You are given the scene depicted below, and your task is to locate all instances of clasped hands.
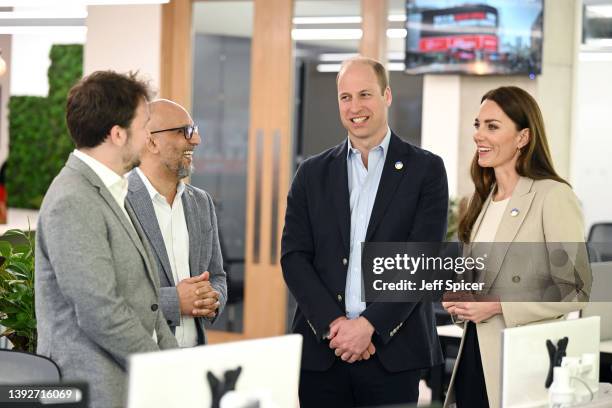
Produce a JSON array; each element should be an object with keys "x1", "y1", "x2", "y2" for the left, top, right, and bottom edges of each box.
[
  {"x1": 177, "y1": 271, "x2": 220, "y2": 318},
  {"x1": 327, "y1": 316, "x2": 376, "y2": 364},
  {"x1": 442, "y1": 292, "x2": 502, "y2": 324}
]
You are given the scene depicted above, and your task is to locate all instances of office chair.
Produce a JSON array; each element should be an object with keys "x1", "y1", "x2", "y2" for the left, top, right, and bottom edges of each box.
[
  {"x1": 581, "y1": 261, "x2": 612, "y2": 382},
  {"x1": 218, "y1": 230, "x2": 244, "y2": 332},
  {"x1": 588, "y1": 223, "x2": 612, "y2": 262},
  {"x1": 0, "y1": 351, "x2": 91, "y2": 407},
  {"x1": 0, "y1": 349, "x2": 61, "y2": 383}
]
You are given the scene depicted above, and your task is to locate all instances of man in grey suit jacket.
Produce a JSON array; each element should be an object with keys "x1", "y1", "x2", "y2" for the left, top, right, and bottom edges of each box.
[
  {"x1": 126, "y1": 99, "x2": 227, "y2": 346},
  {"x1": 35, "y1": 72, "x2": 178, "y2": 408}
]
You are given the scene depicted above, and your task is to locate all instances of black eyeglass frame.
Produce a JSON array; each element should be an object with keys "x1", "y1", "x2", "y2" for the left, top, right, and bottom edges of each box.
[{"x1": 150, "y1": 124, "x2": 199, "y2": 140}]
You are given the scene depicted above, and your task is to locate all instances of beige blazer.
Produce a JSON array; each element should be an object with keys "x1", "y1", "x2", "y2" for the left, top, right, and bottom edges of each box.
[{"x1": 444, "y1": 177, "x2": 589, "y2": 408}]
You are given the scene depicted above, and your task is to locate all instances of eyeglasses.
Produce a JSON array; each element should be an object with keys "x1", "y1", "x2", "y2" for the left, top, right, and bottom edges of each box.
[{"x1": 150, "y1": 124, "x2": 199, "y2": 140}]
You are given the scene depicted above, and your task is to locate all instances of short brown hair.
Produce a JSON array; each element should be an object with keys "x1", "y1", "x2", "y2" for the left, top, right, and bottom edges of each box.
[
  {"x1": 337, "y1": 56, "x2": 389, "y2": 95},
  {"x1": 66, "y1": 71, "x2": 152, "y2": 148}
]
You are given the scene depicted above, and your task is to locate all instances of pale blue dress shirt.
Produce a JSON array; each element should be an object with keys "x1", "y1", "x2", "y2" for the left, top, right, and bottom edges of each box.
[{"x1": 345, "y1": 129, "x2": 391, "y2": 319}]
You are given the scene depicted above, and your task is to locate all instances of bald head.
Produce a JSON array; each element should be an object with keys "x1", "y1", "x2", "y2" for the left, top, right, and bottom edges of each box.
[
  {"x1": 140, "y1": 98, "x2": 199, "y2": 182},
  {"x1": 148, "y1": 99, "x2": 191, "y2": 132}
]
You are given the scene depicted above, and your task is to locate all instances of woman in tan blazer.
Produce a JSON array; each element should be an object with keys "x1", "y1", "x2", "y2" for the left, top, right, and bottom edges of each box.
[{"x1": 443, "y1": 86, "x2": 589, "y2": 408}]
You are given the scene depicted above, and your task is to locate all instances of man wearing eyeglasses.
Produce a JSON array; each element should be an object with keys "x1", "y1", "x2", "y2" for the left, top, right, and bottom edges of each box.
[{"x1": 126, "y1": 99, "x2": 227, "y2": 347}]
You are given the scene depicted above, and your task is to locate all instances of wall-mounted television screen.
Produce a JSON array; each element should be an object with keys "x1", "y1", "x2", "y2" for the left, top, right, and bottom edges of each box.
[{"x1": 405, "y1": 0, "x2": 544, "y2": 76}]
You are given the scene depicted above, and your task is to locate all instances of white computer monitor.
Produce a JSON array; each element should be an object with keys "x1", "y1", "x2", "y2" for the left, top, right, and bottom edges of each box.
[
  {"x1": 127, "y1": 334, "x2": 303, "y2": 408},
  {"x1": 582, "y1": 262, "x2": 612, "y2": 340},
  {"x1": 501, "y1": 316, "x2": 600, "y2": 408}
]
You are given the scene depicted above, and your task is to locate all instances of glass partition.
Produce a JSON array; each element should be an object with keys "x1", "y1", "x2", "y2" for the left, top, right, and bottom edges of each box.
[{"x1": 191, "y1": 0, "x2": 254, "y2": 333}]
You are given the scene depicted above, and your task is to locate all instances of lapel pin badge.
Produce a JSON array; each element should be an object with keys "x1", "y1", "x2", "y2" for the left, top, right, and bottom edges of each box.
[
  {"x1": 394, "y1": 161, "x2": 403, "y2": 170},
  {"x1": 510, "y1": 208, "x2": 520, "y2": 217}
]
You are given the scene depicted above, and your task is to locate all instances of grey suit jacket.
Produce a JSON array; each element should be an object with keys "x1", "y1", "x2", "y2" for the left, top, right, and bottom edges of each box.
[
  {"x1": 35, "y1": 154, "x2": 178, "y2": 408},
  {"x1": 126, "y1": 170, "x2": 227, "y2": 345}
]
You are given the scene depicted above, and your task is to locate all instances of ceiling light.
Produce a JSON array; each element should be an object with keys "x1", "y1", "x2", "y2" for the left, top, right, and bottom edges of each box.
[
  {"x1": 293, "y1": 28, "x2": 408, "y2": 41},
  {"x1": 0, "y1": 0, "x2": 168, "y2": 6},
  {"x1": 386, "y1": 28, "x2": 407, "y2": 38},
  {"x1": 293, "y1": 16, "x2": 361, "y2": 25},
  {"x1": 586, "y1": 5, "x2": 612, "y2": 18},
  {"x1": 315, "y1": 64, "x2": 342, "y2": 72},
  {"x1": 318, "y1": 52, "x2": 406, "y2": 62},
  {"x1": 388, "y1": 14, "x2": 406, "y2": 22},
  {"x1": 317, "y1": 62, "x2": 405, "y2": 73},
  {"x1": 387, "y1": 62, "x2": 406, "y2": 71},
  {"x1": 293, "y1": 14, "x2": 407, "y2": 25},
  {"x1": 0, "y1": 26, "x2": 87, "y2": 35},
  {"x1": 318, "y1": 53, "x2": 358, "y2": 61},
  {"x1": 0, "y1": 10, "x2": 88, "y2": 19},
  {"x1": 579, "y1": 52, "x2": 612, "y2": 61},
  {"x1": 292, "y1": 29, "x2": 362, "y2": 41},
  {"x1": 387, "y1": 52, "x2": 404, "y2": 60}
]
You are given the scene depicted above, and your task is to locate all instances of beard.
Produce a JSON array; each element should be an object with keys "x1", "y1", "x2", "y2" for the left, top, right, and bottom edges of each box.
[
  {"x1": 177, "y1": 161, "x2": 193, "y2": 179},
  {"x1": 163, "y1": 154, "x2": 193, "y2": 180},
  {"x1": 122, "y1": 129, "x2": 142, "y2": 173}
]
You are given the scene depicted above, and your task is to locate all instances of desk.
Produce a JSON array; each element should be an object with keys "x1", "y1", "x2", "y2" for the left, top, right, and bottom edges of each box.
[
  {"x1": 429, "y1": 325, "x2": 463, "y2": 402},
  {"x1": 575, "y1": 383, "x2": 612, "y2": 407},
  {"x1": 437, "y1": 324, "x2": 462, "y2": 339}
]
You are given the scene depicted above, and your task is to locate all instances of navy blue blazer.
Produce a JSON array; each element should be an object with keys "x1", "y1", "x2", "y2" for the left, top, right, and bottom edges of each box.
[{"x1": 281, "y1": 132, "x2": 448, "y2": 372}]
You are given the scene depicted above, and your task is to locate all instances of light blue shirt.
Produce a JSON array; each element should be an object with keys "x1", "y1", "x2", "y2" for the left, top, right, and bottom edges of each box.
[{"x1": 345, "y1": 129, "x2": 391, "y2": 319}]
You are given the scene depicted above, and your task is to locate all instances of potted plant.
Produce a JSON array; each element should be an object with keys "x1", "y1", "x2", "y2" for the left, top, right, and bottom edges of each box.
[{"x1": 0, "y1": 228, "x2": 36, "y2": 352}]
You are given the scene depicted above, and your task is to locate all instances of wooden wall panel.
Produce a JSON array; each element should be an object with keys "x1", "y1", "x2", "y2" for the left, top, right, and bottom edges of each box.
[
  {"x1": 360, "y1": 0, "x2": 388, "y2": 63},
  {"x1": 243, "y1": 0, "x2": 294, "y2": 339},
  {"x1": 160, "y1": 0, "x2": 193, "y2": 111}
]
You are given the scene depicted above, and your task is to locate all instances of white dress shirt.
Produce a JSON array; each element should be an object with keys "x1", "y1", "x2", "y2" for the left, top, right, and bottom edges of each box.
[
  {"x1": 72, "y1": 149, "x2": 157, "y2": 342},
  {"x1": 135, "y1": 168, "x2": 198, "y2": 347},
  {"x1": 345, "y1": 129, "x2": 391, "y2": 319},
  {"x1": 73, "y1": 149, "x2": 133, "y2": 226}
]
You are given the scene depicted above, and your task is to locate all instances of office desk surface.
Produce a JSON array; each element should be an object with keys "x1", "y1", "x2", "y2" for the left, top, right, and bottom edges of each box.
[
  {"x1": 436, "y1": 324, "x2": 462, "y2": 338},
  {"x1": 574, "y1": 383, "x2": 612, "y2": 407}
]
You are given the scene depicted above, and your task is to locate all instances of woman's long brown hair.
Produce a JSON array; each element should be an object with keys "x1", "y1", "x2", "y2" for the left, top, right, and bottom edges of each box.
[{"x1": 458, "y1": 86, "x2": 569, "y2": 243}]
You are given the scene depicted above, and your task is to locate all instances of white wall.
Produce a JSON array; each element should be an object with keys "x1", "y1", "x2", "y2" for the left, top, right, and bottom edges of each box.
[
  {"x1": 536, "y1": 0, "x2": 581, "y2": 181},
  {"x1": 571, "y1": 52, "x2": 612, "y2": 231},
  {"x1": 0, "y1": 35, "x2": 11, "y2": 165},
  {"x1": 420, "y1": 75, "x2": 460, "y2": 196},
  {"x1": 85, "y1": 5, "x2": 162, "y2": 93},
  {"x1": 10, "y1": 30, "x2": 86, "y2": 97}
]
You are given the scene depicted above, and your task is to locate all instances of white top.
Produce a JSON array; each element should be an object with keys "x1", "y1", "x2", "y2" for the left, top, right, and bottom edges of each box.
[
  {"x1": 73, "y1": 150, "x2": 156, "y2": 342},
  {"x1": 473, "y1": 197, "x2": 510, "y2": 243},
  {"x1": 73, "y1": 149, "x2": 133, "y2": 227},
  {"x1": 135, "y1": 168, "x2": 197, "y2": 347}
]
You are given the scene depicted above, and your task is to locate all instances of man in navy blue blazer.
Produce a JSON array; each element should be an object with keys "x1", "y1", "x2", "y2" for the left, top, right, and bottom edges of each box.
[{"x1": 281, "y1": 57, "x2": 448, "y2": 407}]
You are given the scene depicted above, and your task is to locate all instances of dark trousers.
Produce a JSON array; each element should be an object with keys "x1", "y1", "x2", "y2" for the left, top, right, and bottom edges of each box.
[
  {"x1": 454, "y1": 322, "x2": 489, "y2": 408},
  {"x1": 299, "y1": 355, "x2": 421, "y2": 408}
]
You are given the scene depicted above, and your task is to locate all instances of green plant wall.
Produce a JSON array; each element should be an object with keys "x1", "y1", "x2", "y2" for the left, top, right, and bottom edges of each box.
[{"x1": 7, "y1": 44, "x2": 83, "y2": 209}]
